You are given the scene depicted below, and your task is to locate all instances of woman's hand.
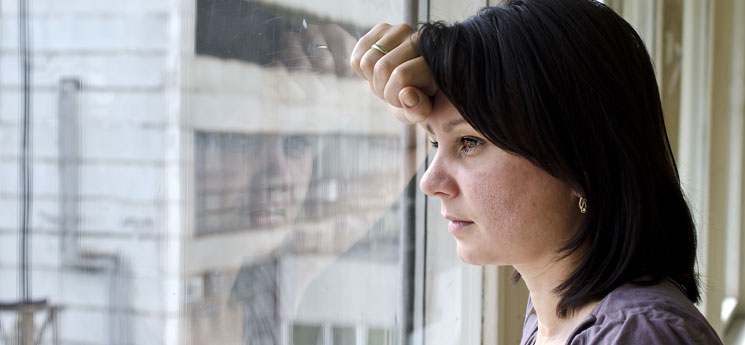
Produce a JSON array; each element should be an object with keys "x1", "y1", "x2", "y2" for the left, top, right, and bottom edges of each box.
[
  {"x1": 350, "y1": 23, "x2": 438, "y2": 124},
  {"x1": 281, "y1": 23, "x2": 357, "y2": 77}
]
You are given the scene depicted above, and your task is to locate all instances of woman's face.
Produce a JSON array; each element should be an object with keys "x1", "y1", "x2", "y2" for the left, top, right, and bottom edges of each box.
[
  {"x1": 420, "y1": 93, "x2": 582, "y2": 266},
  {"x1": 218, "y1": 134, "x2": 315, "y2": 229}
]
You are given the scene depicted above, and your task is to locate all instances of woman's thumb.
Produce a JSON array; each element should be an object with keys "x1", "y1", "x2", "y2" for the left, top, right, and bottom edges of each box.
[{"x1": 399, "y1": 87, "x2": 432, "y2": 124}]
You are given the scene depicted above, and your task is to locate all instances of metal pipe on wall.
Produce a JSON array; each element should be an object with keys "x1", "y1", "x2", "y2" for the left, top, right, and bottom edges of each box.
[
  {"x1": 58, "y1": 78, "x2": 82, "y2": 263},
  {"x1": 17, "y1": 0, "x2": 33, "y2": 305}
]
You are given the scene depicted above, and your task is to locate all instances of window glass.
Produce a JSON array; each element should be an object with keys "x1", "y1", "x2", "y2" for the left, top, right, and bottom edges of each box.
[
  {"x1": 332, "y1": 326, "x2": 357, "y2": 345},
  {"x1": 0, "y1": 0, "x2": 424, "y2": 344}
]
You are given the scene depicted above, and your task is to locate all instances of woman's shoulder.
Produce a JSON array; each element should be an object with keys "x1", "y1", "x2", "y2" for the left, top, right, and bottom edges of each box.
[{"x1": 570, "y1": 279, "x2": 723, "y2": 345}]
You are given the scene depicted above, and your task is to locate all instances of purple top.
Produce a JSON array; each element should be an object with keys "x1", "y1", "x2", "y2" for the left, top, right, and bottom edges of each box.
[{"x1": 519, "y1": 280, "x2": 724, "y2": 345}]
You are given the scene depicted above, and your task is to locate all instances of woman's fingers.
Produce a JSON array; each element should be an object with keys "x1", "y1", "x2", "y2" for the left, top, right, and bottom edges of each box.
[
  {"x1": 384, "y1": 57, "x2": 438, "y2": 107},
  {"x1": 386, "y1": 87, "x2": 432, "y2": 125},
  {"x1": 350, "y1": 23, "x2": 392, "y2": 78},
  {"x1": 398, "y1": 87, "x2": 432, "y2": 124},
  {"x1": 302, "y1": 24, "x2": 335, "y2": 73},
  {"x1": 280, "y1": 32, "x2": 313, "y2": 71},
  {"x1": 351, "y1": 23, "x2": 414, "y2": 80},
  {"x1": 362, "y1": 25, "x2": 416, "y2": 84},
  {"x1": 351, "y1": 23, "x2": 437, "y2": 124},
  {"x1": 319, "y1": 24, "x2": 357, "y2": 77},
  {"x1": 372, "y1": 31, "x2": 420, "y2": 99}
]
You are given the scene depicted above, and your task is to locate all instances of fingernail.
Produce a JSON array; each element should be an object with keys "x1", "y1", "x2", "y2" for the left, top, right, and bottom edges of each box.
[{"x1": 402, "y1": 90, "x2": 419, "y2": 108}]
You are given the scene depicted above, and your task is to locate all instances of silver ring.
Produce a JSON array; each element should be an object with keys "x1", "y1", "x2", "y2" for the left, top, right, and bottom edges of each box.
[
  {"x1": 306, "y1": 43, "x2": 330, "y2": 57},
  {"x1": 371, "y1": 43, "x2": 389, "y2": 55}
]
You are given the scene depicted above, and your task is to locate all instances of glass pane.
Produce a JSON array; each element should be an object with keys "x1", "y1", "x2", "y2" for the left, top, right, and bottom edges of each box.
[
  {"x1": 0, "y1": 0, "x2": 417, "y2": 345},
  {"x1": 292, "y1": 324, "x2": 323, "y2": 345},
  {"x1": 368, "y1": 327, "x2": 397, "y2": 345},
  {"x1": 332, "y1": 326, "x2": 356, "y2": 345}
]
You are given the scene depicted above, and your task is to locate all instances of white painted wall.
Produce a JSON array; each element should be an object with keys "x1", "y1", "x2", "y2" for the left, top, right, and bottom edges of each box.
[{"x1": 0, "y1": 0, "x2": 177, "y2": 343}]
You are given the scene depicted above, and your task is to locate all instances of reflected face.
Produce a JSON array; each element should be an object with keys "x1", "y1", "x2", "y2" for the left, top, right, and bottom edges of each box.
[
  {"x1": 419, "y1": 94, "x2": 582, "y2": 266},
  {"x1": 218, "y1": 134, "x2": 315, "y2": 229}
]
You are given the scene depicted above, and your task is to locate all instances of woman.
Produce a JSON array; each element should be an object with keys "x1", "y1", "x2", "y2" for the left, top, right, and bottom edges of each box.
[{"x1": 350, "y1": 0, "x2": 724, "y2": 344}]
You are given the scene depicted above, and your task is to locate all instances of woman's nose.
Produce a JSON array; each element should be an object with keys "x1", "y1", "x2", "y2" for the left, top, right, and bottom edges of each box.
[{"x1": 419, "y1": 154, "x2": 457, "y2": 198}]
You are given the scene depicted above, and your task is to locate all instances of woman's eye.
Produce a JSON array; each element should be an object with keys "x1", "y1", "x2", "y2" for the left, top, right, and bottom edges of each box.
[
  {"x1": 429, "y1": 140, "x2": 439, "y2": 149},
  {"x1": 284, "y1": 135, "x2": 314, "y2": 159},
  {"x1": 458, "y1": 137, "x2": 482, "y2": 154}
]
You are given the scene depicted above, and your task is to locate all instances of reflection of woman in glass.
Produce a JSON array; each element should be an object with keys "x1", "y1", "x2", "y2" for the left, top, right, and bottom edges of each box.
[
  {"x1": 236, "y1": 135, "x2": 315, "y2": 228},
  {"x1": 197, "y1": 133, "x2": 316, "y2": 233},
  {"x1": 211, "y1": 130, "x2": 403, "y2": 344},
  {"x1": 352, "y1": 0, "x2": 723, "y2": 344},
  {"x1": 194, "y1": 3, "x2": 403, "y2": 344}
]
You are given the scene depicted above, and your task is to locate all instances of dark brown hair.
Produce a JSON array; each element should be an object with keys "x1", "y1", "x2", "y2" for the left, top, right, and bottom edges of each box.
[{"x1": 418, "y1": 0, "x2": 699, "y2": 317}]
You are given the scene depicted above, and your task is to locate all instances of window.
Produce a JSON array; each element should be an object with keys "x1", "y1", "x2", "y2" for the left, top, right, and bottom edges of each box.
[{"x1": 0, "y1": 0, "x2": 480, "y2": 344}]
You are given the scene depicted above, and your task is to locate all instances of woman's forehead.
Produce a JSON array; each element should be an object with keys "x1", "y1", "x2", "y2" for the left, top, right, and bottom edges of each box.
[{"x1": 426, "y1": 93, "x2": 466, "y2": 133}]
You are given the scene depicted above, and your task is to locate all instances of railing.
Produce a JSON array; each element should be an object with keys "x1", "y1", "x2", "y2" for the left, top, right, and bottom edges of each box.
[{"x1": 0, "y1": 300, "x2": 63, "y2": 345}]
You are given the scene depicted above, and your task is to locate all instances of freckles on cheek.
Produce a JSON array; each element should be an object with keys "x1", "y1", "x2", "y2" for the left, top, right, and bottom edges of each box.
[{"x1": 471, "y1": 171, "x2": 518, "y2": 229}]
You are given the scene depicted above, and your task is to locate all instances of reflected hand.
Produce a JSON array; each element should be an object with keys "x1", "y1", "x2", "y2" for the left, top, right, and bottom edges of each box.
[
  {"x1": 350, "y1": 23, "x2": 438, "y2": 124},
  {"x1": 281, "y1": 23, "x2": 357, "y2": 78}
]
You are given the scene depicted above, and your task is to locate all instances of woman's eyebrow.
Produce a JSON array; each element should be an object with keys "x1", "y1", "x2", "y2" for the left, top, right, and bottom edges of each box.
[
  {"x1": 425, "y1": 123, "x2": 434, "y2": 136},
  {"x1": 426, "y1": 118, "x2": 467, "y2": 135},
  {"x1": 443, "y1": 119, "x2": 467, "y2": 132}
]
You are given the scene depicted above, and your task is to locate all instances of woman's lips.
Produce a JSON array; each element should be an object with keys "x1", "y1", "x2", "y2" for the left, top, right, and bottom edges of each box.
[
  {"x1": 248, "y1": 208, "x2": 287, "y2": 227},
  {"x1": 446, "y1": 218, "x2": 474, "y2": 235}
]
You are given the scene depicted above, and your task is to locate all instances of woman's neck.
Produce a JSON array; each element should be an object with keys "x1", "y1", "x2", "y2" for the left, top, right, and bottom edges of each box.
[{"x1": 515, "y1": 254, "x2": 600, "y2": 345}]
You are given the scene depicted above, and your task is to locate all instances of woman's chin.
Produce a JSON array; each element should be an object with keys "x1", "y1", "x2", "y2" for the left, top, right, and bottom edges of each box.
[
  {"x1": 456, "y1": 244, "x2": 487, "y2": 266},
  {"x1": 456, "y1": 243, "x2": 508, "y2": 266}
]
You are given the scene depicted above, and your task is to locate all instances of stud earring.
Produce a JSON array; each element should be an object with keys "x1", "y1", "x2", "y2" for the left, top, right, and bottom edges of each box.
[{"x1": 578, "y1": 197, "x2": 587, "y2": 214}]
